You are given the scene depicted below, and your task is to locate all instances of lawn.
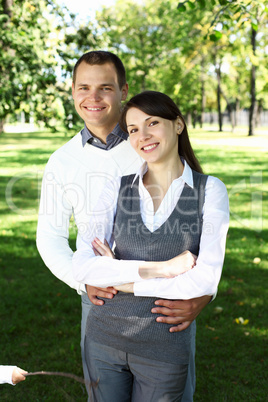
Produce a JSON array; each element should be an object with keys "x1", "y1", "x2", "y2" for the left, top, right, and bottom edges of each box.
[{"x1": 0, "y1": 128, "x2": 267, "y2": 401}]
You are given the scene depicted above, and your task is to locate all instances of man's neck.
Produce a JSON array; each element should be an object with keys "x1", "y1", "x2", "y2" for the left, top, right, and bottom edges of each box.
[{"x1": 86, "y1": 123, "x2": 117, "y2": 144}]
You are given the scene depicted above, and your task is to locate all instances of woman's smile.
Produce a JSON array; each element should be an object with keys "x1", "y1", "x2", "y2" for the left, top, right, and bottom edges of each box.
[{"x1": 141, "y1": 143, "x2": 159, "y2": 152}]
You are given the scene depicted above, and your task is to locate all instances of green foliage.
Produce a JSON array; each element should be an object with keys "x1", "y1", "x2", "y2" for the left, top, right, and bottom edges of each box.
[
  {"x1": 0, "y1": 129, "x2": 267, "y2": 400},
  {"x1": 0, "y1": 0, "x2": 267, "y2": 132},
  {"x1": 0, "y1": 0, "x2": 68, "y2": 130},
  {"x1": 177, "y1": 0, "x2": 268, "y2": 38}
]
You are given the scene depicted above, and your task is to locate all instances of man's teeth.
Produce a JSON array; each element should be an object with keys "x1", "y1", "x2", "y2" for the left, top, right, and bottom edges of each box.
[
  {"x1": 86, "y1": 107, "x2": 104, "y2": 111},
  {"x1": 143, "y1": 144, "x2": 157, "y2": 151}
]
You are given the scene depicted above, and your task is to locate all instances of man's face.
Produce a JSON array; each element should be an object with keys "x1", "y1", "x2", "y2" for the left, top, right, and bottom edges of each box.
[{"x1": 72, "y1": 62, "x2": 128, "y2": 137}]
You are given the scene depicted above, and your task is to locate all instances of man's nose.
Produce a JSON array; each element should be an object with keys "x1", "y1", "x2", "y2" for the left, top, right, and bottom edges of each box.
[{"x1": 88, "y1": 89, "x2": 101, "y2": 101}]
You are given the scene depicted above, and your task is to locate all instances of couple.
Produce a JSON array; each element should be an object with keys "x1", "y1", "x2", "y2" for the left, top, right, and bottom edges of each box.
[{"x1": 37, "y1": 51, "x2": 229, "y2": 401}]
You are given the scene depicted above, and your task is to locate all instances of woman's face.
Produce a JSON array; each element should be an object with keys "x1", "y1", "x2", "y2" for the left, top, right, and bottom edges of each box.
[{"x1": 126, "y1": 107, "x2": 184, "y2": 165}]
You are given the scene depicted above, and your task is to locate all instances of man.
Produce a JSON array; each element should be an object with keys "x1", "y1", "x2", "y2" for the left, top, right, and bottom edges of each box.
[{"x1": 37, "y1": 50, "x2": 211, "y2": 401}]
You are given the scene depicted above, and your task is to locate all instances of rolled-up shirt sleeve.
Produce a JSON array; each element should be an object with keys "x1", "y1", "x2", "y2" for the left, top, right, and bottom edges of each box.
[
  {"x1": 0, "y1": 365, "x2": 16, "y2": 385},
  {"x1": 72, "y1": 177, "x2": 142, "y2": 287},
  {"x1": 133, "y1": 176, "x2": 229, "y2": 299}
]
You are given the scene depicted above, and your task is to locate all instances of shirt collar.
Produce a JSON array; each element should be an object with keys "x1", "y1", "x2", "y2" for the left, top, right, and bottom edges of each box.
[
  {"x1": 81, "y1": 123, "x2": 128, "y2": 147},
  {"x1": 131, "y1": 158, "x2": 194, "y2": 188}
]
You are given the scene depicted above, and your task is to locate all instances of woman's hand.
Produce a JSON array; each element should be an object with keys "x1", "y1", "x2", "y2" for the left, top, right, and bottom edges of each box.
[
  {"x1": 92, "y1": 238, "x2": 115, "y2": 259},
  {"x1": 164, "y1": 251, "x2": 197, "y2": 277},
  {"x1": 114, "y1": 283, "x2": 134, "y2": 293},
  {"x1": 139, "y1": 250, "x2": 197, "y2": 280}
]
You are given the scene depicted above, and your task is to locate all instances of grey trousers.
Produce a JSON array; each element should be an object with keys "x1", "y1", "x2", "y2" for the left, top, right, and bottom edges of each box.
[
  {"x1": 81, "y1": 294, "x2": 196, "y2": 402},
  {"x1": 85, "y1": 339, "x2": 188, "y2": 402}
]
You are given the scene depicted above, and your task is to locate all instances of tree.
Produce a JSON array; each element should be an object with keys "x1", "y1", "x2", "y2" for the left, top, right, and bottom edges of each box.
[
  {"x1": 93, "y1": 0, "x2": 213, "y2": 120},
  {"x1": 0, "y1": 0, "x2": 66, "y2": 132},
  {"x1": 178, "y1": 0, "x2": 268, "y2": 135}
]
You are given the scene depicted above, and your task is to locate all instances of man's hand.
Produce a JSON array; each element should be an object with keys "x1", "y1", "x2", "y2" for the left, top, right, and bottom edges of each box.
[
  {"x1": 86, "y1": 285, "x2": 118, "y2": 306},
  {"x1": 151, "y1": 295, "x2": 212, "y2": 333}
]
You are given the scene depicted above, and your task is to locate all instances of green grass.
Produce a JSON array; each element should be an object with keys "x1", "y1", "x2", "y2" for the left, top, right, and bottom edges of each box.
[{"x1": 0, "y1": 128, "x2": 267, "y2": 401}]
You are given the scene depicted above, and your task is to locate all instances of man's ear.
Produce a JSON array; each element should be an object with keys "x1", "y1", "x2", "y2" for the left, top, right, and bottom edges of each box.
[
  {"x1": 121, "y1": 83, "x2": 129, "y2": 101},
  {"x1": 71, "y1": 82, "x2": 75, "y2": 99}
]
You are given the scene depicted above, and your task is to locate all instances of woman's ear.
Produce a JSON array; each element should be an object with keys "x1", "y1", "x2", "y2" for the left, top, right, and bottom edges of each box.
[{"x1": 176, "y1": 117, "x2": 184, "y2": 135}]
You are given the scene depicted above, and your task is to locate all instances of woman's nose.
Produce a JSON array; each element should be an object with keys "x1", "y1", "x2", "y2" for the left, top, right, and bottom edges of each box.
[{"x1": 139, "y1": 128, "x2": 151, "y2": 141}]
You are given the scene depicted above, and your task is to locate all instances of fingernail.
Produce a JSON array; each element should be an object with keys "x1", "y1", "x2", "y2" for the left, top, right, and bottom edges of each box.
[
  {"x1": 155, "y1": 301, "x2": 159, "y2": 305},
  {"x1": 156, "y1": 318, "x2": 163, "y2": 322},
  {"x1": 151, "y1": 308, "x2": 157, "y2": 313}
]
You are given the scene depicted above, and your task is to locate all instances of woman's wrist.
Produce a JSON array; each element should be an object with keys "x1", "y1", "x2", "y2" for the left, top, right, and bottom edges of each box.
[{"x1": 138, "y1": 261, "x2": 165, "y2": 279}]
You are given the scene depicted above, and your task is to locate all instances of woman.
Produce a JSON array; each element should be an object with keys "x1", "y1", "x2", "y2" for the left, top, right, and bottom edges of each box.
[{"x1": 73, "y1": 91, "x2": 229, "y2": 401}]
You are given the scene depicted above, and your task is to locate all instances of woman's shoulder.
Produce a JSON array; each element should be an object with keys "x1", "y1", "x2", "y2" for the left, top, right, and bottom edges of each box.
[
  {"x1": 192, "y1": 170, "x2": 227, "y2": 190},
  {"x1": 206, "y1": 175, "x2": 227, "y2": 191}
]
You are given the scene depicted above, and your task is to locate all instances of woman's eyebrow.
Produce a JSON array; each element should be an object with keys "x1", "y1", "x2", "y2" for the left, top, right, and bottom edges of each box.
[{"x1": 127, "y1": 116, "x2": 153, "y2": 127}]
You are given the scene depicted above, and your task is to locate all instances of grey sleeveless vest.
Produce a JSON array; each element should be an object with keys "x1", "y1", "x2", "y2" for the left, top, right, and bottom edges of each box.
[{"x1": 86, "y1": 170, "x2": 208, "y2": 365}]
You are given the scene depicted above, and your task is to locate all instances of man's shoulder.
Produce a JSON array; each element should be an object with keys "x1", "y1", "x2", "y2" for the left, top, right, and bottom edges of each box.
[
  {"x1": 51, "y1": 132, "x2": 82, "y2": 156},
  {"x1": 47, "y1": 132, "x2": 83, "y2": 165}
]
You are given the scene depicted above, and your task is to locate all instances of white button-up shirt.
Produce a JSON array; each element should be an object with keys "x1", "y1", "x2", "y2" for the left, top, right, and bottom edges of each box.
[{"x1": 73, "y1": 161, "x2": 229, "y2": 299}]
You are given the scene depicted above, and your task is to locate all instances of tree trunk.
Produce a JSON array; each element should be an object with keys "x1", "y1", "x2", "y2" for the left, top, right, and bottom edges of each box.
[
  {"x1": 248, "y1": 27, "x2": 257, "y2": 136},
  {"x1": 200, "y1": 57, "x2": 206, "y2": 129},
  {"x1": 141, "y1": 73, "x2": 146, "y2": 92},
  {"x1": 0, "y1": 119, "x2": 4, "y2": 133},
  {"x1": 2, "y1": 0, "x2": 13, "y2": 17},
  {"x1": 220, "y1": 88, "x2": 235, "y2": 132},
  {"x1": 186, "y1": 112, "x2": 192, "y2": 127},
  {"x1": 192, "y1": 110, "x2": 197, "y2": 129},
  {"x1": 235, "y1": 98, "x2": 240, "y2": 126},
  {"x1": 216, "y1": 61, "x2": 223, "y2": 132},
  {"x1": 256, "y1": 99, "x2": 263, "y2": 127},
  {"x1": 1, "y1": 0, "x2": 13, "y2": 132}
]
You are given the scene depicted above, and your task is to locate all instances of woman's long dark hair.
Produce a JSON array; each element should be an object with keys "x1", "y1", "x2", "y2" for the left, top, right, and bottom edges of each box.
[{"x1": 120, "y1": 91, "x2": 203, "y2": 173}]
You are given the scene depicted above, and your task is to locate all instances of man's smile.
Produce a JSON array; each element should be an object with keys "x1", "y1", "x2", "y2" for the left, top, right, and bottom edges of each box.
[{"x1": 84, "y1": 106, "x2": 106, "y2": 111}]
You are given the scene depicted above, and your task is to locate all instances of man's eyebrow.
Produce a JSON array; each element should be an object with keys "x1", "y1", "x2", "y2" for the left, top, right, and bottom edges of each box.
[
  {"x1": 100, "y1": 83, "x2": 115, "y2": 87},
  {"x1": 76, "y1": 83, "x2": 115, "y2": 87}
]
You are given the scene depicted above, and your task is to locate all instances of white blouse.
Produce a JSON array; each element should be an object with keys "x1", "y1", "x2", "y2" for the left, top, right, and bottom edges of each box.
[{"x1": 73, "y1": 161, "x2": 229, "y2": 299}]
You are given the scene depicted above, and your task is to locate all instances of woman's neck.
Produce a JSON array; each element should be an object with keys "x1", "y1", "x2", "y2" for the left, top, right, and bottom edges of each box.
[{"x1": 143, "y1": 156, "x2": 184, "y2": 213}]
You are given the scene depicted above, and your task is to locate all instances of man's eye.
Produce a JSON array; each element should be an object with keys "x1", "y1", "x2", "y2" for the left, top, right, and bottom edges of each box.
[
  {"x1": 103, "y1": 87, "x2": 112, "y2": 91},
  {"x1": 80, "y1": 87, "x2": 88, "y2": 91}
]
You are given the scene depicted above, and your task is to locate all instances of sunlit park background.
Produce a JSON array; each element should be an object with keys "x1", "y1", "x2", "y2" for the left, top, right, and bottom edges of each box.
[{"x1": 1, "y1": 0, "x2": 268, "y2": 401}]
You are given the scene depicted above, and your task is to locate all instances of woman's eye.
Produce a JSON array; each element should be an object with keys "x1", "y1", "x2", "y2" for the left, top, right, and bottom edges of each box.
[
  {"x1": 129, "y1": 128, "x2": 137, "y2": 134},
  {"x1": 149, "y1": 120, "x2": 158, "y2": 126}
]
